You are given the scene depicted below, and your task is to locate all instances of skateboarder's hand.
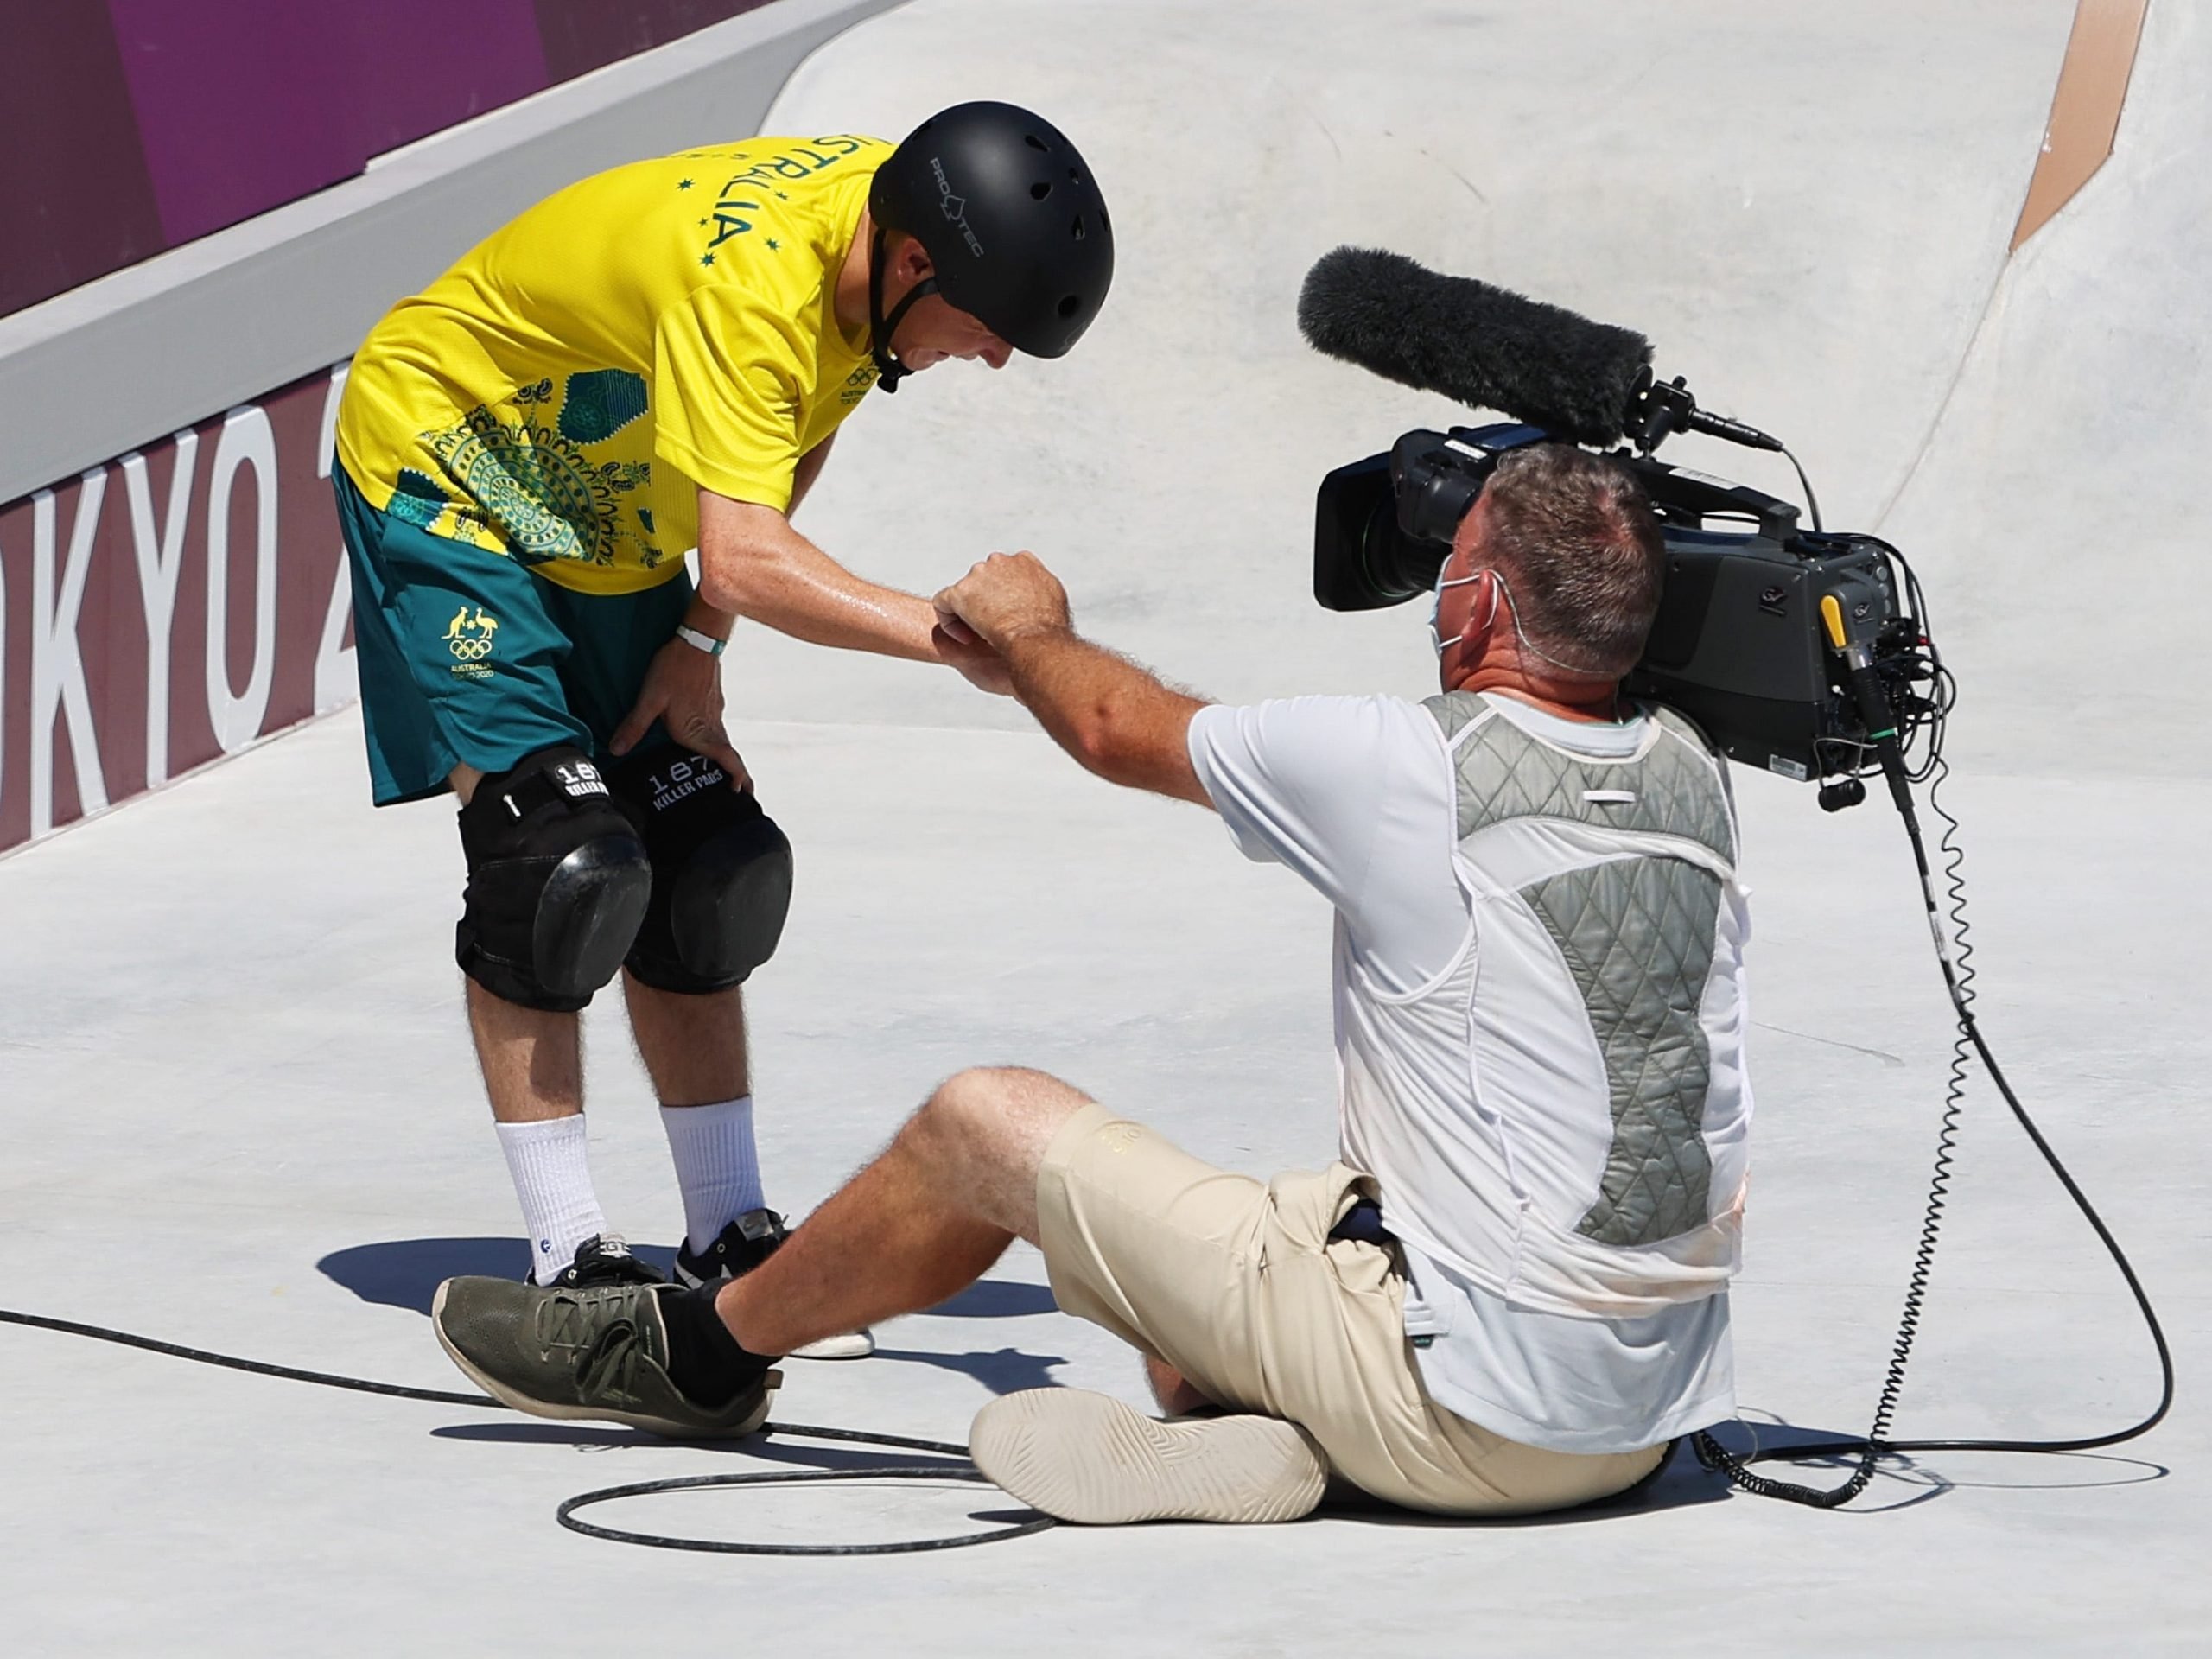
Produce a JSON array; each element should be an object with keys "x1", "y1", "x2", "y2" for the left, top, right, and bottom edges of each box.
[
  {"x1": 611, "y1": 637, "x2": 753, "y2": 790},
  {"x1": 932, "y1": 616, "x2": 1016, "y2": 696}
]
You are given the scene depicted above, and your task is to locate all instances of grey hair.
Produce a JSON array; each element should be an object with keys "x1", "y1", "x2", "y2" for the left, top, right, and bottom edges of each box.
[{"x1": 1462, "y1": 443, "x2": 1665, "y2": 678}]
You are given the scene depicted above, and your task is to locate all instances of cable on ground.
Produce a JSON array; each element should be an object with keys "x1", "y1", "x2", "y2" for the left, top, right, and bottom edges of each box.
[{"x1": 0, "y1": 1306, "x2": 1057, "y2": 1555}]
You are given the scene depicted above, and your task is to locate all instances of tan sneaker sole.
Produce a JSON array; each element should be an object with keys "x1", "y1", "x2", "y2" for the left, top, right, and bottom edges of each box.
[{"x1": 969, "y1": 1389, "x2": 1326, "y2": 1524}]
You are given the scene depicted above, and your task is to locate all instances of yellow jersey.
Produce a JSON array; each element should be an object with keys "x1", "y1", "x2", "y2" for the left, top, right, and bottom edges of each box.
[{"x1": 335, "y1": 135, "x2": 889, "y2": 595}]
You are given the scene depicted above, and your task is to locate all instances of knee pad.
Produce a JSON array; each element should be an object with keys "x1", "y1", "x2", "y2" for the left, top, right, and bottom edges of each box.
[
  {"x1": 455, "y1": 747, "x2": 652, "y2": 1013},
  {"x1": 608, "y1": 747, "x2": 793, "y2": 995}
]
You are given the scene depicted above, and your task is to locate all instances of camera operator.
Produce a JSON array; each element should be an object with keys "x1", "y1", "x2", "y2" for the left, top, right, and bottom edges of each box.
[{"x1": 430, "y1": 443, "x2": 1751, "y2": 1524}]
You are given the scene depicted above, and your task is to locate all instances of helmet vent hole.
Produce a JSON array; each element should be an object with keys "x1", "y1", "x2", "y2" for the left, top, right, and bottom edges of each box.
[
  {"x1": 1071, "y1": 215, "x2": 1086, "y2": 241},
  {"x1": 1024, "y1": 134, "x2": 1048, "y2": 151},
  {"x1": 1030, "y1": 181, "x2": 1052, "y2": 200},
  {"x1": 1058, "y1": 295, "x2": 1080, "y2": 319}
]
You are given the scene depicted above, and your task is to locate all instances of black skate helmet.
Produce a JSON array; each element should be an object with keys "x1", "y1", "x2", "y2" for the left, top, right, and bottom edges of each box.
[{"x1": 866, "y1": 100, "x2": 1115, "y2": 390}]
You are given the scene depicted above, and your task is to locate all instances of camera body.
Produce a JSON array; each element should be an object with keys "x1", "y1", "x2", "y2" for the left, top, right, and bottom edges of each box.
[{"x1": 1313, "y1": 423, "x2": 1931, "y2": 788}]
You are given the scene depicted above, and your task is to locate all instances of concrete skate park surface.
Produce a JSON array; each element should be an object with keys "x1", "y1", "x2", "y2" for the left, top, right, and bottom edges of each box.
[{"x1": 3, "y1": 1, "x2": 2207, "y2": 1652}]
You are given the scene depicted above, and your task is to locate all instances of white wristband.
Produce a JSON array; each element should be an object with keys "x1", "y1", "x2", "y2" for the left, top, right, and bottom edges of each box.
[{"x1": 675, "y1": 624, "x2": 727, "y2": 658}]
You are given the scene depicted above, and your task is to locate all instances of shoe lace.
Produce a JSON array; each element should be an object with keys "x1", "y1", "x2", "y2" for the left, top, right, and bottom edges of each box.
[{"x1": 533, "y1": 1287, "x2": 658, "y2": 1406}]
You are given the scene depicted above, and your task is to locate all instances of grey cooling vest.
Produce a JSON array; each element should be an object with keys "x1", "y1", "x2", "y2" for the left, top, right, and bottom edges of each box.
[{"x1": 1423, "y1": 691, "x2": 1741, "y2": 1250}]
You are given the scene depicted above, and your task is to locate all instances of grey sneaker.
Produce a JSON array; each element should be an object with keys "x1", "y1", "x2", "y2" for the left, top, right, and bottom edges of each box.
[
  {"x1": 969, "y1": 1389, "x2": 1327, "y2": 1524},
  {"x1": 431, "y1": 1274, "x2": 777, "y2": 1440}
]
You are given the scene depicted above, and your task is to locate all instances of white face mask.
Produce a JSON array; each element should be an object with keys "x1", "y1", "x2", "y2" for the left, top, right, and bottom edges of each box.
[
  {"x1": 1427, "y1": 567, "x2": 1498, "y2": 659},
  {"x1": 1430, "y1": 563, "x2": 1623, "y2": 687}
]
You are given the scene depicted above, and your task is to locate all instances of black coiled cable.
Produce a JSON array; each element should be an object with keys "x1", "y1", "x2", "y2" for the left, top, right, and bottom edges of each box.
[{"x1": 1691, "y1": 753, "x2": 2174, "y2": 1506}]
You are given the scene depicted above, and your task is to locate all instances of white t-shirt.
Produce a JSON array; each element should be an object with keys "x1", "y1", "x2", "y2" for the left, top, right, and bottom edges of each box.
[{"x1": 1187, "y1": 690, "x2": 1741, "y2": 1453}]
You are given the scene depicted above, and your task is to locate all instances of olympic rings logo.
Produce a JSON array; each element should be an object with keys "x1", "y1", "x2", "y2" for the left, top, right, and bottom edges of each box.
[{"x1": 444, "y1": 605, "x2": 501, "y2": 664}]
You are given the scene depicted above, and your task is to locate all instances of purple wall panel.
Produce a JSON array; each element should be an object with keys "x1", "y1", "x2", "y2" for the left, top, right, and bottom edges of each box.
[
  {"x1": 0, "y1": 0, "x2": 168, "y2": 315},
  {"x1": 535, "y1": 0, "x2": 762, "y2": 83},
  {"x1": 106, "y1": 0, "x2": 550, "y2": 247},
  {"x1": 326, "y1": 3, "x2": 553, "y2": 159},
  {"x1": 3, "y1": 2, "x2": 789, "y2": 317}
]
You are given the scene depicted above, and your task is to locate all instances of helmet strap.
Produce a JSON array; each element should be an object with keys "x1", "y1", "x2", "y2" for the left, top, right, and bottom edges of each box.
[{"x1": 868, "y1": 226, "x2": 938, "y2": 395}]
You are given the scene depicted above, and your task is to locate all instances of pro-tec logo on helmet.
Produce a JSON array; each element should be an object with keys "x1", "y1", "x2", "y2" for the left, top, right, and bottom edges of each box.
[{"x1": 929, "y1": 156, "x2": 985, "y2": 257}]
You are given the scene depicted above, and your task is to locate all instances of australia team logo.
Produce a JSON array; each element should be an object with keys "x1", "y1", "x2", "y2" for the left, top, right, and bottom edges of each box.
[{"x1": 445, "y1": 606, "x2": 499, "y2": 678}]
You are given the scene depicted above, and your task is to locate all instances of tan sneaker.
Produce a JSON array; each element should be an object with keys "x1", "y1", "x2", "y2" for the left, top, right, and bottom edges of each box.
[{"x1": 969, "y1": 1389, "x2": 1326, "y2": 1524}]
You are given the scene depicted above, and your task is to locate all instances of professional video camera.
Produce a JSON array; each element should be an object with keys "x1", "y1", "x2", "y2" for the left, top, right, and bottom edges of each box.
[{"x1": 1300, "y1": 248, "x2": 1948, "y2": 811}]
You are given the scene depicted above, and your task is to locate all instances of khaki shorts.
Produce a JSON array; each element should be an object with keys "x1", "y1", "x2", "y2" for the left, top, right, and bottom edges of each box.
[{"x1": 1035, "y1": 1103, "x2": 1669, "y2": 1516}]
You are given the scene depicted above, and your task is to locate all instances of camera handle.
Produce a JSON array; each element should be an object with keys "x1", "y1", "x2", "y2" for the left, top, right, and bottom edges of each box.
[{"x1": 1623, "y1": 454, "x2": 1801, "y2": 542}]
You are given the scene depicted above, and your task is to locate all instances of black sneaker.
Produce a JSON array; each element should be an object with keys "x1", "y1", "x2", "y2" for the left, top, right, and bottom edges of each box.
[
  {"x1": 671, "y1": 1209, "x2": 788, "y2": 1287},
  {"x1": 673, "y1": 1209, "x2": 874, "y2": 1360},
  {"x1": 533, "y1": 1233, "x2": 664, "y2": 1289}
]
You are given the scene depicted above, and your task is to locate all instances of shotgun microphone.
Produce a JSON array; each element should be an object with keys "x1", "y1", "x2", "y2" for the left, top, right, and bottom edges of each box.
[{"x1": 1295, "y1": 246, "x2": 1782, "y2": 454}]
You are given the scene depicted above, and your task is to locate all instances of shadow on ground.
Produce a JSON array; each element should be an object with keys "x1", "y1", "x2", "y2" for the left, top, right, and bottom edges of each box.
[
  {"x1": 319, "y1": 1236, "x2": 1058, "y2": 1319},
  {"x1": 919, "y1": 1279, "x2": 1058, "y2": 1318},
  {"x1": 320, "y1": 1237, "x2": 533, "y2": 1309},
  {"x1": 1314, "y1": 1428, "x2": 1764, "y2": 1525},
  {"x1": 425, "y1": 1421, "x2": 1764, "y2": 1527},
  {"x1": 429, "y1": 1421, "x2": 986, "y2": 1474},
  {"x1": 869, "y1": 1344, "x2": 1069, "y2": 1394},
  {"x1": 315, "y1": 1241, "x2": 1969, "y2": 1510}
]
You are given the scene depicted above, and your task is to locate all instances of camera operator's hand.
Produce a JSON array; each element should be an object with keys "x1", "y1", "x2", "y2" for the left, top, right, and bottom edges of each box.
[
  {"x1": 932, "y1": 551, "x2": 1072, "y2": 652},
  {"x1": 931, "y1": 618, "x2": 1016, "y2": 696}
]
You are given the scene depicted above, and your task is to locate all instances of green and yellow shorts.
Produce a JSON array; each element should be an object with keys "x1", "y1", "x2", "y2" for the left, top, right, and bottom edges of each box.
[{"x1": 334, "y1": 463, "x2": 690, "y2": 805}]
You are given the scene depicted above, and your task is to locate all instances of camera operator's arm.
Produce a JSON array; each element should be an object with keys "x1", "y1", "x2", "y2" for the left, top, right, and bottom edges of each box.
[
  {"x1": 932, "y1": 553, "x2": 1212, "y2": 807},
  {"x1": 938, "y1": 553, "x2": 1464, "y2": 989}
]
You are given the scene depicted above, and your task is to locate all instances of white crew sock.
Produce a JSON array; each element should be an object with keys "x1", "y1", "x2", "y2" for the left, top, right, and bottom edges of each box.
[
  {"x1": 495, "y1": 1115, "x2": 610, "y2": 1284},
  {"x1": 660, "y1": 1096, "x2": 764, "y2": 1254}
]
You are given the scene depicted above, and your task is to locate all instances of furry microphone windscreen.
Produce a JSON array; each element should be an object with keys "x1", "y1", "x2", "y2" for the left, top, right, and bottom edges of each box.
[{"x1": 1295, "y1": 247, "x2": 1652, "y2": 445}]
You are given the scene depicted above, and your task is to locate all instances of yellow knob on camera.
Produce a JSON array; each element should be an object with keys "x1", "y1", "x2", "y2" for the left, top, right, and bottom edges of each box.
[{"x1": 1820, "y1": 594, "x2": 1848, "y2": 650}]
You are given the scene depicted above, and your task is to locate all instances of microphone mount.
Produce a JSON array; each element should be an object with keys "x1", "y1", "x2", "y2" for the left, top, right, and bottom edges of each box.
[{"x1": 1626, "y1": 368, "x2": 1785, "y2": 455}]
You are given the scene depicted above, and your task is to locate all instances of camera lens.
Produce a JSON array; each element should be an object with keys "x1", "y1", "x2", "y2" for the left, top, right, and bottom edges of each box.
[
  {"x1": 1360, "y1": 499, "x2": 1447, "y2": 602},
  {"x1": 1314, "y1": 452, "x2": 1441, "y2": 612}
]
